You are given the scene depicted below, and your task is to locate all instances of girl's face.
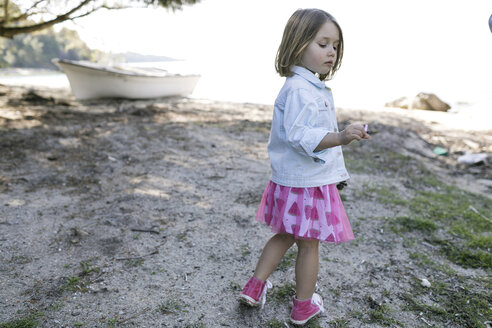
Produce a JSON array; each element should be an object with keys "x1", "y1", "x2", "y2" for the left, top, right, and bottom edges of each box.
[{"x1": 300, "y1": 21, "x2": 339, "y2": 75}]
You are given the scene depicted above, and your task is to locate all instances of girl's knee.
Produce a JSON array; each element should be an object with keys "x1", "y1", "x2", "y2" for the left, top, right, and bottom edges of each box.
[
  {"x1": 274, "y1": 233, "x2": 295, "y2": 243},
  {"x1": 296, "y1": 238, "x2": 319, "y2": 250}
]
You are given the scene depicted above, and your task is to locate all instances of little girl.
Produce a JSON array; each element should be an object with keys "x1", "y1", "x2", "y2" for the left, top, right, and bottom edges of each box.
[{"x1": 239, "y1": 8, "x2": 369, "y2": 325}]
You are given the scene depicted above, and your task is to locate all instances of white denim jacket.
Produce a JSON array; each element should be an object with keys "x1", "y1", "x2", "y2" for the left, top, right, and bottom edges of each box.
[{"x1": 268, "y1": 66, "x2": 349, "y2": 187}]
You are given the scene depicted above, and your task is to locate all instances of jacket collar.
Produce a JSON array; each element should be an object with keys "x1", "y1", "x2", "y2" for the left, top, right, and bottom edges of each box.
[{"x1": 291, "y1": 65, "x2": 327, "y2": 89}]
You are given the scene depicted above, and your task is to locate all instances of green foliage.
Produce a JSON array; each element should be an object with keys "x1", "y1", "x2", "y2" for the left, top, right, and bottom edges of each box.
[
  {"x1": 143, "y1": 0, "x2": 201, "y2": 11},
  {"x1": 0, "y1": 27, "x2": 102, "y2": 69}
]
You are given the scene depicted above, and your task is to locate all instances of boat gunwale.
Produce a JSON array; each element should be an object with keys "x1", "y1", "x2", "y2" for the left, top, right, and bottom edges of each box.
[{"x1": 53, "y1": 59, "x2": 201, "y2": 79}]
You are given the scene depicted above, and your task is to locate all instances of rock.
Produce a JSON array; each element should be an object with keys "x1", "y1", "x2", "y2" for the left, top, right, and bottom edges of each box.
[
  {"x1": 385, "y1": 96, "x2": 410, "y2": 109},
  {"x1": 416, "y1": 92, "x2": 451, "y2": 111},
  {"x1": 386, "y1": 92, "x2": 451, "y2": 111},
  {"x1": 411, "y1": 95, "x2": 432, "y2": 110},
  {"x1": 421, "y1": 278, "x2": 431, "y2": 287}
]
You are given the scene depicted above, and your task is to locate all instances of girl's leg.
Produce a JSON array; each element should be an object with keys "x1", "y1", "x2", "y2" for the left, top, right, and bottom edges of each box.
[
  {"x1": 253, "y1": 233, "x2": 295, "y2": 281},
  {"x1": 295, "y1": 239, "x2": 319, "y2": 300}
]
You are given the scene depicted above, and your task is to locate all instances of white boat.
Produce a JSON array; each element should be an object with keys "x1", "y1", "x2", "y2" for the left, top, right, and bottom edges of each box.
[{"x1": 53, "y1": 59, "x2": 200, "y2": 100}]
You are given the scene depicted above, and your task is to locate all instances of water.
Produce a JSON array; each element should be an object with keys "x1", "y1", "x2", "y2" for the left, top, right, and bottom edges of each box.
[
  {"x1": 0, "y1": 69, "x2": 70, "y2": 89},
  {"x1": 0, "y1": 66, "x2": 488, "y2": 113}
]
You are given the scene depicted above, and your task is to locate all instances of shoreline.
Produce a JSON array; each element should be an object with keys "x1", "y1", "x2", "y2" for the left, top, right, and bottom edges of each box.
[
  {"x1": 0, "y1": 70, "x2": 490, "y2": 115},
  {"x1": 2, "y1": 81, "x2": 491, "y2": 133}
]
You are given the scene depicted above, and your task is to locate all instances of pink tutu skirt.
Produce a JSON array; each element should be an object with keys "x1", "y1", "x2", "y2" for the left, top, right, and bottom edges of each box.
[{"x1": 256, "y1": 181, "x2": 354, "y2": 243}]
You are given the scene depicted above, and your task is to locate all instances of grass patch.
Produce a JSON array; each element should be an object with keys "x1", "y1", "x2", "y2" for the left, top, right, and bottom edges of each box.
[
  {"x1": 106, "y1": 317, "x2": 119, "y2": 328},
  {"x1": 229, "y1": 281, "x2": 241, "y2": 292},
  {"x1": 123, "y1": 258, "x2": 145, "y2": 268},
  {"x1": 372, "y1": 186, "x2": 408, "y2": 206},
  {"x1": 62, "y1": 259, "x2": 101, "y2": 292},
  {"x1": 0, "y1": 311, "x2": 43, "y2": 328},
  {"x1": 431, "y1": 238, "x2": 492, "y2": 269},
  {"x1": 377, "y1": 172, "x2": 492, "y2": 270},
  {"x1": 0, "y1": 317, "x2": 38, "y2": 328},
  {"x1": 157, "y1": 299, "x2": 188, "y2": 315},
  {"x1": 401, "y1": 277, "x2": 492, "y2": 327},
  {"x1": 345, "y1": 147, "x2": 439, "y2": 187},
  {"x1": 269, "y1": 282, "x2": 295, "y2": 304},
  {"x1": 407, "y1": 187, "x2": 492, "y2": 269},
  {"x1": 265, "y1": 318, "x2": 284, "y2": 328},
  {"x1": 63, "y1": 275, "x2": 83, "y2": 292},
  {"x1": 327, "y1": 317, "x2": 350, "y2": 327},
  {"x1": 79, "y1": 260, "x2": 100, "y2": 276},
  {"x1": 240, "y1": 244, "x2": 251, "y2": 257},
  {"x1": 356, "y1": 183, "x2": 408, "y2": 207},
  {"x1": 409, "y1": 252, "x2": 434, "y2": 267},
  {"x1": 346, "y1": 297, "x2": 403, "y2": 327},
  {"x1": 344, "y1": 147, "x2": 411, "y2": 173},
  {"x1": 367, "y1": 304, "x2": 403, "y2": 326},
  {"x1": 409, "y1": 252, "x2": 455, "y2": 274},
  {"x1": 409, "y1": 189, "x2": 491, "y2": 226},
  {"x1": 347, "y1": 145, "x2": 492, "y2": 325},
  {"x1": 390, "y1": 216, "x2": 437, "y2": 234}
]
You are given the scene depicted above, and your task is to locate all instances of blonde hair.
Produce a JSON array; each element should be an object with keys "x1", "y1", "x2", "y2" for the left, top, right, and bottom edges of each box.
[{"x1": 275, "y1": 8, "x2": 344, "y2": 81}]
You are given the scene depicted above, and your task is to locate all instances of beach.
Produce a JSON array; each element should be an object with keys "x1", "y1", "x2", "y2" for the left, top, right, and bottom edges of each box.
[{"x1": 0, "y1": 84, "x2": 490, "y2": 327}]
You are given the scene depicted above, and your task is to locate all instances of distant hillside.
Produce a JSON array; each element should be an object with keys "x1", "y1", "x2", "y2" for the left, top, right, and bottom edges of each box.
[
  {"x1": 0, "y1": 27, "x2": 101, "y2": 69},
  {"x1": 0, "y1": 28, "x2": 175, "y2": 69}
]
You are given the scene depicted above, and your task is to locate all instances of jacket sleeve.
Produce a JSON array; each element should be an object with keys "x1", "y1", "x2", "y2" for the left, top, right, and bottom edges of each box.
[{"x1": 283, "y1": 88, "x2": 332, "y2": 163}]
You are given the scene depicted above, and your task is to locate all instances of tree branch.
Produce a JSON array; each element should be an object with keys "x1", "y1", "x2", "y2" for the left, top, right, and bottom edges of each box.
[
  {"x1": 0, "y1": 12, "x2": 28, "y2": 25},
  {"x1": 0, "y1": 0, "x2": 96, "y2": 38},
  {"x1": 3, "y1": 0, "x2": 9, "y2": 24},
  {"x1": 26, "y1": 0, "x2": 45, "y2": 14},
  {"x1": 0, "y1": 0, "x2": 201, "y2": 39}
]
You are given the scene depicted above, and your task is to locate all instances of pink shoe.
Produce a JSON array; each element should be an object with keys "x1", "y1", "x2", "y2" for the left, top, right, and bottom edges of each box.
[
  {"x1": 290, "y1": 293, "x2": 324, "y2": 325},
  {"x1": 238, "y1": 276, "x2": 272, "y2": 308}
]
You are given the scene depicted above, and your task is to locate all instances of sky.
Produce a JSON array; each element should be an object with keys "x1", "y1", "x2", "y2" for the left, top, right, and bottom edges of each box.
[{"x1": 59, "y1": 0, "x2": 492, "y2": 107}]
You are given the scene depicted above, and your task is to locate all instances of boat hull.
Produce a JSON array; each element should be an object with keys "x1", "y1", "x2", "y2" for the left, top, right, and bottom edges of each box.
[{"x1": 54, "y1": 60, "x2": 200, "y2": 100}]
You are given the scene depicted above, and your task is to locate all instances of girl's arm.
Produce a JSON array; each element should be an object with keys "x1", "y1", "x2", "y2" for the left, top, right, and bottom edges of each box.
[{"x1": 314, "y1": 124, "x2": 370, "y2": 152}]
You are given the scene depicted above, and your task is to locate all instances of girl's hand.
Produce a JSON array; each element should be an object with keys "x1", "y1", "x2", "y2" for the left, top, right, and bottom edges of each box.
[{"x1": 339, "y1": 124, "x2": 370, "y2": 145}]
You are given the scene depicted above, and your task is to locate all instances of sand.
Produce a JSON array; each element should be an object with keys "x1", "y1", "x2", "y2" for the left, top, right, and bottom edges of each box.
[{"x1": 0, "y1": 85, "x2": 490, "y2": 327}]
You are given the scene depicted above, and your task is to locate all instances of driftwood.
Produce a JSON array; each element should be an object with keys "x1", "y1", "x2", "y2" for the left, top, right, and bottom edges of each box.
[{"x1": 130, "y1": 226, "x2": 160, "y2": 234}]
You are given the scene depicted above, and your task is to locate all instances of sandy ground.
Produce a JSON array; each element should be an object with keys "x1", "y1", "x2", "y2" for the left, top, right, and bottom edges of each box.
[{"x1": 0, "y1": 85, "x2": 490, "y2": 327}]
